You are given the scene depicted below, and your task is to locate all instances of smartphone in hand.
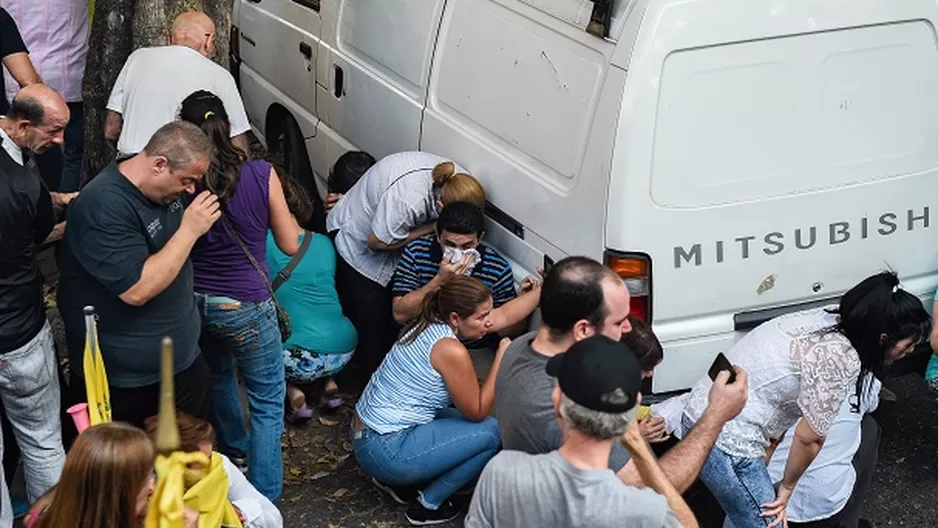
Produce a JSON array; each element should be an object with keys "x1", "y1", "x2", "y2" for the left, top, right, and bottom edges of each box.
[{"x1": 708, "y1": 352, "x2": 737, "y2": 384}]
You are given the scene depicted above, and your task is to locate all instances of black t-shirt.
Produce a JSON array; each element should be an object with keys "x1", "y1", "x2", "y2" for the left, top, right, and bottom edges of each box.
[
  {"x1": 0, "y1": 143, "x2": 54, "y2": 353},
  {"x1": 0, "y1": 8, "x2": 28, "y2": 116},
  {"x1": 57, "y1": 163, "x2": 200, "y2": 388}
]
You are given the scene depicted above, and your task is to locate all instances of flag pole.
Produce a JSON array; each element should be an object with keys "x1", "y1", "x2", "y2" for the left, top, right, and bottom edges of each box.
[{"x1": 155, "y1": 337, "x2": 180, "y2": 455}]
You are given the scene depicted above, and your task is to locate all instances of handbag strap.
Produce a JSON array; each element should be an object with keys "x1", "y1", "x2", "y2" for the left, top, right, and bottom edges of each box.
[
  {"x1": 221, "y1": 215, "x2": 276, "y2": 298},
  {"x1": 272, "y1": 230, "x2": 313, "y2": 291}
]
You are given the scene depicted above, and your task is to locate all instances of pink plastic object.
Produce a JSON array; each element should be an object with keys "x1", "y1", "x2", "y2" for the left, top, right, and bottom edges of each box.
[{"x1": 67, "y1": 403, "x2": 91, "y2": 433}]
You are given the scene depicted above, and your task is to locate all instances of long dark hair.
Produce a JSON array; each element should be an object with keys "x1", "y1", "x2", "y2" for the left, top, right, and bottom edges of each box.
[
  {"x1": 179, "y1": 90, "x2": 247, "y2": 204},
  {"x1": 829, "y1": 271, "x2": 930, "y2": 401},
  {"x1": 399, "y1": 276, "x2": 491, "y2": 345}
]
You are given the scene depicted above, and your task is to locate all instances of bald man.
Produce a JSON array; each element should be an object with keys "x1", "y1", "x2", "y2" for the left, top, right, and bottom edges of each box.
[
  {"x1": 104, "y1": 10, "x2": 250, "y2": 157},
  {"x1": 0, "y1": 83, "x2": 69, "y2": 526}
]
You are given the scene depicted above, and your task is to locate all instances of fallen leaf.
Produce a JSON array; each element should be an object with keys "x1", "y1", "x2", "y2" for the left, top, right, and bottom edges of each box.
[
  {"x1": 289, "y1": 467, "x2": 303, "y2": 477},
  {"x1": 332, "y1": 488, "x2": 348, "y2": 499},
  {"x1": 342, "y1": 441, "x2": 353, "y2": 452},
  {"x1": 310, "y1": 471, "x2": 331, "y2": 480},
  {"x1": 318, "y1": 416, "x2": 339, "y2": 426}
]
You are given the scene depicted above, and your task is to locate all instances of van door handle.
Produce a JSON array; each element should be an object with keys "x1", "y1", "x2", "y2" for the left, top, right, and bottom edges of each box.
[
  {"x1": 299, "y1": 42, "x2": 312, "y2": 60},
  {"x1": 333, "y1": 64, "x2": 344, "y2": 98}
]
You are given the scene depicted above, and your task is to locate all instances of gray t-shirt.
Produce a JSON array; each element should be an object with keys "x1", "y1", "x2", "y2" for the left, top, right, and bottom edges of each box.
[
  {"x1": 465, "y1": 451, "x2": 682, "y2": 528},
  {"x1": 495, "y1": 333, "x2": 631, "y2": 471}
]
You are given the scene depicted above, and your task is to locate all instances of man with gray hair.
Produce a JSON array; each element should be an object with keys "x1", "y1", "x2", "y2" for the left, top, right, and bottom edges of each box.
[
  {"x1": 58, "y1": 121, "x2": 220, "y2": 427},
  {"x1": 466, "y1": 335, "x2": 696, "y2": 527}
]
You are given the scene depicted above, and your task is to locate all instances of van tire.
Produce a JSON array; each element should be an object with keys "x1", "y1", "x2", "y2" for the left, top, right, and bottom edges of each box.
[{"x1": 279, "y1": 113, "x2": 326, "y2": 233}]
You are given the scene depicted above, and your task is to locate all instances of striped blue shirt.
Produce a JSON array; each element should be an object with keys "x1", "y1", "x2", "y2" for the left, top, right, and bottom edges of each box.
[
  {"x1": 391, "y1": 234, "x2": 516, "y2": 348},
  {"x1": 356, "y1": 322, "x2": 456, "y2": 434}
]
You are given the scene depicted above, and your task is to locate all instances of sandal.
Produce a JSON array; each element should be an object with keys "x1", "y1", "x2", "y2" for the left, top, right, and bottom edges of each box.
[
  {"x1": 286, "y1": 406, "x2": 314, "y2": 425},
  {"x1": 319, "y1": 395, "x2": 344, "y2": 413},
  {"x1": 319, "y1": 377, "x2": 343, "y2": 412}
]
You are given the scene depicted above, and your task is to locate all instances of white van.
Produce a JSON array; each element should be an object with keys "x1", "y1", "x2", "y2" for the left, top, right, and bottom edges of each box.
[{"x1": 230, "y1": 0, "x2": 938, "y2": 393}]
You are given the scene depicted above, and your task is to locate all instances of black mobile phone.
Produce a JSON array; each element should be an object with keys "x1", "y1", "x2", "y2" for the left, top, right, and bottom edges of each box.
[{"x1": 708, "y1": 352, "x2": 737, "y2": 384}]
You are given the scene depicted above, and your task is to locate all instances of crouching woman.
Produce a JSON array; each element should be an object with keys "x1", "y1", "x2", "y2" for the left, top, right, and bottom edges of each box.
[{"x1": 351, "y1": 276, "x2": 515, "y2": 526}]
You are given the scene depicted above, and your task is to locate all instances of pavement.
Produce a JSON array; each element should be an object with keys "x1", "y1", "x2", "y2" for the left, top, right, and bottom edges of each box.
[{"x1": 270, "y1": 372, "x2": 938, "y2": 528}]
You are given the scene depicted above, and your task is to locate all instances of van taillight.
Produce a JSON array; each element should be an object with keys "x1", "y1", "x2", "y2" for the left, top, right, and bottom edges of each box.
[
  {"x1": 229, "y1": 26, "x2": 240, "y2": 62},
  {"x1": 605, "y1": 252, "x2": 652, "y2": 323}
]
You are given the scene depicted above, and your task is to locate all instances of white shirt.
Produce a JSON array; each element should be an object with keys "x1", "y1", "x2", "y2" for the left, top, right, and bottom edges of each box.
[
  {"x1": 326, "y1": 151, "x2": 467, "y2": 286},
  {"x1": 683, "y1": 308, "x2": 861, "y2": 458},
  {"x1": 764, "y1": 375, "x2": 880, "y2": 523},
  {"x1": 107, "y1": 45, "x2": 250, "y2": 155},
  {"x1": 221, "y1": 454, "x2": 283, "y2": 528},
  {"x1": 2, "y1": 0, "x2": 89, "y2": 103},
  {"x1": 0, "y1": 125, "x2": 23, "y2": 165}
]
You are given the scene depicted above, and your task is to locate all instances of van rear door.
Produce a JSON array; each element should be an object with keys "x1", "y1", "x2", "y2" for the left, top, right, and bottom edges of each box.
[{"x1": 607, "y1": 0, "x2": 938, "y2": 392}]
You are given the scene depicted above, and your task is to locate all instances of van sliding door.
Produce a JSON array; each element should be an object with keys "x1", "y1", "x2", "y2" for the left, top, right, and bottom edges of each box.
[{"x1": 312, "y1": 0, "x2": 447, "y2": 165}]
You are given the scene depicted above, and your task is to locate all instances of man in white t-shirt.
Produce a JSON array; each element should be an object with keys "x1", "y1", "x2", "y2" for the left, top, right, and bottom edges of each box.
[{"x1": 104, "y1": 11, "x2": 250, "y2": 156}]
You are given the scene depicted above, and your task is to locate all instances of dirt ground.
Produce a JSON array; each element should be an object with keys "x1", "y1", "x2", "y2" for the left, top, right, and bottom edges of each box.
[{"x1": 276, "y1": 394, "x2": 465, "y2": 528}]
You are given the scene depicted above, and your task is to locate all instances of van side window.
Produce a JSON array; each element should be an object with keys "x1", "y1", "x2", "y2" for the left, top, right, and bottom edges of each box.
[{"x1": 293, "y1": 0, "x2": 320, "y2": 11}]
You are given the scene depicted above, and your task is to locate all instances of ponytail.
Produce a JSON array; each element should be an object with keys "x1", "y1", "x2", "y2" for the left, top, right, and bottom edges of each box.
[
  {"x1": 398, "y1": 276, "x2": 492, "y2": 345},
  {"x1": 431, "y1": 161, "x2": 456, "y2": 186},
  {"x1": 179, "y1": 90, "x2": 247, "y2": 204},
  {"x1": 431, "y1": 161, "x2": 485, "y2": 210},
  {"x1": 399, "y1": 291, "x2": 442, "y2": 346},
  {"x1": 828, "y1": 270, "x2": 930, "y2": 404}
]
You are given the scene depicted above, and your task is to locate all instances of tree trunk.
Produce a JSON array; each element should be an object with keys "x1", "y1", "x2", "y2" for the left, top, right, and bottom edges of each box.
[{"x1": 82, "y1": 0, "x2": 233, "y2": 181}]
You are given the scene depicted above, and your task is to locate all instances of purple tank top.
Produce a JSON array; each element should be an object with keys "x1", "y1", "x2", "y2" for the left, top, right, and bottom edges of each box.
[{"x1": 192, "y1": 160, "x2": 273, "y2": 302}]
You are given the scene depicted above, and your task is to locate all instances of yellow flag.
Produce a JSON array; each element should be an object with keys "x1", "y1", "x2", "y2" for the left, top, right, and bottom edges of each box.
[
  {"x1": 82, "y1": 306, "x2": 111, "y2": 425},
  {"x1": 145, "y1": 339, "x2": 242, "y2": 527}
]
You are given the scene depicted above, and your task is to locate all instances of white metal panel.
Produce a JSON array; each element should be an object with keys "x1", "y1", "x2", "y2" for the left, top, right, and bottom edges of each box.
[
  {"x1": 606, "y1": 0, "x2": 938, "y2": 391},
  {"x1": 237, "y1": 0, "x2": 319, "y2": 129},
  {"x1": 313, "y1": 0, "x2": 445, "y2": 161},
  {"x1": 424, "y1": 0, "x2": 619, "y2": 262},
  {"x1": 651, "y1": 22, "x2": 938, "y2": 209}
]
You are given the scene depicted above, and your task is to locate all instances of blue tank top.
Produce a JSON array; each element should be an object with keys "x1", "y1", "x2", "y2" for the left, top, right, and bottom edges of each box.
[
  {"x1": 191, "y1": 160, "x2": 272, "y2": 302},
  {"x1": 356, "y1": 322, "x2": 455, "y2": 434}
]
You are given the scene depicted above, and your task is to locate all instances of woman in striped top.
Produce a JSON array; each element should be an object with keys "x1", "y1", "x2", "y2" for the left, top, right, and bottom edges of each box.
[{"x1": 352, "y1": 276, "x2": 520, "y2": 526}]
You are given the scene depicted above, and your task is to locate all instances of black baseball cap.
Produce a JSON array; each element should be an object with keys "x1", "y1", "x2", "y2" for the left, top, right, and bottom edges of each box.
[{"x1": 546, "y1": 334, "x2": 642, "y2": 413}]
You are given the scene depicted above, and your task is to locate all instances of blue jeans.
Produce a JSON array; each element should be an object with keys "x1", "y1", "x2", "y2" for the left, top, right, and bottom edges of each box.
[
  {"x1": 683, "y1": 415, "x2": 775, "y2": 528},
  {"x1": 352, "y1": 408, "x2": 500, "y2": 509},
  {"x1": 196, "y1": 295, "x2": 286, "y2": 502}
]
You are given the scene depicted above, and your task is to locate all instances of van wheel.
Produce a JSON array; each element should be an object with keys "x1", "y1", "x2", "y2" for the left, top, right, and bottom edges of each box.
[{"x1": 280, "y1": 114, "x2": 326, "y2": 233}]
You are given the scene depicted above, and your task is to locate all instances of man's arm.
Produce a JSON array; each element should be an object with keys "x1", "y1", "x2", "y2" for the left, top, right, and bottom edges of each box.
[
  {"x1": 0, "y1": 9, "x2": 40, "y2": 88},
  {"x1": 487, "y1": 283, "x2": 540, "y2": 335},
  {"x1": 120, "y1": 191, "x2": 219, "y2": 306},
  {"x1": 367, "y1": 223, "x2": 435, "y2": 252},
  {"x1": 42, "y1": 222, "x2": 66, "y2": 245},
  {"x1": 105, "y1": 111, "x2": 123, "y2": 147},
  {"x1": 392, "y1": 251, "x2": 471, "y2": 324},
  {"x1": 617, "y1": 368, "x2": 749, "y2": 492},
  {"x1": 3, "y1": 52, "x2": 40, "y2": 87},
  {"x1": 620, "y1": 417, "x2": 699, "y2": 528}
]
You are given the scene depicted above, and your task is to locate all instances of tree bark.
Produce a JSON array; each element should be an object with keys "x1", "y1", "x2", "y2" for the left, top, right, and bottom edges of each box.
[{"x1": 82, "y1": 0, "x2": 233, "y2": 181}]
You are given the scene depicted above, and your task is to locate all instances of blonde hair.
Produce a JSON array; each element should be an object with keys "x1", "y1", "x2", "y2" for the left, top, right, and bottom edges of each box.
[{"x1": 432, "y1": 161, "x2": 485, "y2": 209}]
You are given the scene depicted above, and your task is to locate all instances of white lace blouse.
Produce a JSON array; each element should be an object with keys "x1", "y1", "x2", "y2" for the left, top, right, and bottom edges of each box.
[{"x1": 683, "y1": 308, "x2": 861, "y2": 459}]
